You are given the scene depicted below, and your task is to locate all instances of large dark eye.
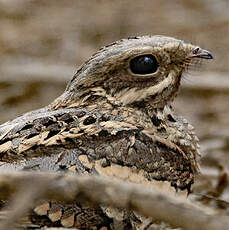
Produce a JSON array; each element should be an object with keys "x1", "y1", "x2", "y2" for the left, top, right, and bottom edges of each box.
[{"x1": 130, "y1": 55, "x2": 158, "y2": 75}]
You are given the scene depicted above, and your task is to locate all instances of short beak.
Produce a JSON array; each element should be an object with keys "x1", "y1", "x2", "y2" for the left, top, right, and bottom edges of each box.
[{"x1": 189, "y1": 48, "x2": 213, "y2": 60}]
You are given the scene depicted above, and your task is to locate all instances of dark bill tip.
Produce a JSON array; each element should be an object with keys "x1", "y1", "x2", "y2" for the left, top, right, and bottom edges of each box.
[{"x1": 189, "y1": 48, "x2": 213, "y2": 60}]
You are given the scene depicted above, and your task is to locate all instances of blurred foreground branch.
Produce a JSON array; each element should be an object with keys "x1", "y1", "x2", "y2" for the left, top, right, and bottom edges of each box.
[{"x1": 0, "y1": 172, "x2": 228, "y2": 230}]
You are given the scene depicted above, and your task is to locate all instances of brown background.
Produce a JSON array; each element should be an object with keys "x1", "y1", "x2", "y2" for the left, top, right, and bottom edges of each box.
[{"x1": 0, "y1": 0, "x2": 229, "y2": 209}]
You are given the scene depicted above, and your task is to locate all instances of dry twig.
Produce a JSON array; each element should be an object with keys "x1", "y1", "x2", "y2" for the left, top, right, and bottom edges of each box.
[{"x1": 0, "y1": 172, "x2": 228, "y2": 230}]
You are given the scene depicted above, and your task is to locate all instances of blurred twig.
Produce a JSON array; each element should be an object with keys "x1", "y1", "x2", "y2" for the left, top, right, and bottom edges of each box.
[
  {"x1": 0, "y1": 172, "x2": 228, "y2": 230},
  {"x1": 0, "y1": 176, "x2": 47, "y2": 230}
]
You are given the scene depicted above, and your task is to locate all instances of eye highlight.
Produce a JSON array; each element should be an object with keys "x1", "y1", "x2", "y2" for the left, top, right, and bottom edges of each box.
[
  {"x1": 192, "y1": 47, "x2": 200, "y2": 54},
  {"x1": 130, "y1": 55, "x2": 158, "y2": 75}
]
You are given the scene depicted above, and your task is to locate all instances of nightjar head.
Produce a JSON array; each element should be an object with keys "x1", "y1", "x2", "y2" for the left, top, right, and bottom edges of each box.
[{"x1": 54, "y1": 35, "x2": 213, "y2": 109}]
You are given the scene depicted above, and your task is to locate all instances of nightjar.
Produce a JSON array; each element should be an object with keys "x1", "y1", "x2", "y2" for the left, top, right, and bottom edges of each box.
[{"x1": 0, "y1": 35, "x2": 213, "y2": 229}]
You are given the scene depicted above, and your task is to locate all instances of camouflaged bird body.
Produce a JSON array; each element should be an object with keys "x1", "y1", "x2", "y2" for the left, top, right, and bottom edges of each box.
[
  {"x1": 0, "y1": 35, "x2": 212, "y2": 229},
  {"x1": 0, "y1": 100, "x2": 199, "y2": 189},
  {"x1": 0, "y1": 101, "x2": 199, "y2": 228}
]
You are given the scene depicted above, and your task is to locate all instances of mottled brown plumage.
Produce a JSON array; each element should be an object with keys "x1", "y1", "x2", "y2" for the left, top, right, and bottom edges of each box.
[{"x1": 0, "y1": 35, "x2": 213, "y2": 229}]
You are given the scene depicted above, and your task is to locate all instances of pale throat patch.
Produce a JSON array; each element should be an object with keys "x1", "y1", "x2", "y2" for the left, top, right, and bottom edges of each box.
[{"x1": 116, "y1": 70, "x2": 176, "y2": 105}]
